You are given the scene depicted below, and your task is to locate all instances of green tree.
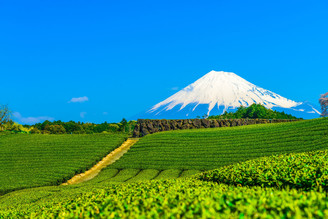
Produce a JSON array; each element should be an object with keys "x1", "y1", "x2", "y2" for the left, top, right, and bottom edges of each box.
[
  {"x1": 108, "y1": 124, "x2": 120, "y2": 132},
  {"x1": 119, "y1": 118, "x2": 128, "y2": 132},
  {"x1": 30, "y1": 127, "x2": 41, "y2": 134},
  {"x1": 48, "y1": 125, "x2": 66, "y2": 134},
  {"x1": 0, "y1": 104, "x2": 12, "y2": 127}
]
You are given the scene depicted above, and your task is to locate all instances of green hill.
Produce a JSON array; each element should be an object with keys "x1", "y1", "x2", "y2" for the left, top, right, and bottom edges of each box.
[
  {"x1": 2, "y1": 119, "x2": 327, "y2": 190},
  {"x1": 109, "y1": 118, "x2": 327, "y2": 170},
  {"x1": 2, "y1": 148, "x2": 328, "y2": 218},
  {"x1": 0, "y1": 133, "x2": 127, "y2": 195},
  {"x1": 78, "y1": 118, "x2": 328, "y2": 184},
  {"x1": 1, "y1": 118, "x2": 328, "y2": 218}
]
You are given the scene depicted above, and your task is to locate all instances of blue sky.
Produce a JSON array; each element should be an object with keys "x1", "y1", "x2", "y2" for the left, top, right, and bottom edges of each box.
[{"x1": 1, "y1": 0, "x2": 327, "y2": 124}]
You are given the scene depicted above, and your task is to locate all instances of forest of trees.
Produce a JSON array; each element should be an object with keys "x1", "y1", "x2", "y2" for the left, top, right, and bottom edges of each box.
[
  {"x1": 24, "y1": 119, "x2": 136, "y2": 134},
  {"x1": 1, "y1": 104, "x2": 136, "y2": 134},
  {"x1": 208, "y1": 104, "x2": 300, "y2": 120}
]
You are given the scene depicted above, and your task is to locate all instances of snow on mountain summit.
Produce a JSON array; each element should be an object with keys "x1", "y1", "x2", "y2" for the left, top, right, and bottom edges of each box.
[
  {"x1": 139, "y1": 70, "x2": 320, "y2": 119},
  {"x1": 150, "y1": 70, "x2": 300, "y2": 115}
]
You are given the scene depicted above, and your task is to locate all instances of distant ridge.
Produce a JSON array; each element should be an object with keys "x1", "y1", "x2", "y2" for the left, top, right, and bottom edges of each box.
[{"x1": 138, "y1": 70, "x2": 320, "y2": 119}]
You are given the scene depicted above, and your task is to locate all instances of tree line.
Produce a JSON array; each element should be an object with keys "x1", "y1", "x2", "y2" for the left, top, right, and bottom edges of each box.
[
  {"x1": 24, "y1": 119, "x2": 136, "y2": 134},
  {"x1": 0, "y1": 105, "x2": 136, "y2": 134},
  {"x1": 207, "y1": 104, "x2": 300, "y2": 120}
]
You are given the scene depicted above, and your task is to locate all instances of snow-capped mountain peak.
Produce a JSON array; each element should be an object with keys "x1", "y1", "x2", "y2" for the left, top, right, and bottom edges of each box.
[
  {"x1": 139, "y1": 70, "x2": 320, "y2": 119},
  {"x1": 150, "y1": 71, "x2": 299, "y2": 115}
]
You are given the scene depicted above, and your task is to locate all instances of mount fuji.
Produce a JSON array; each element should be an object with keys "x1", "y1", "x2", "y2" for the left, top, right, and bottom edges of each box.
[{"x1": 138, "y1": 71, "x2": 320, "y2": 119}]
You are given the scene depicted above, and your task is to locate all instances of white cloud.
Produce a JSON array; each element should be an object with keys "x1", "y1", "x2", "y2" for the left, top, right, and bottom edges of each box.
[
  {"x1": 80, "y1": 112, "x2": 87, "y2": 118},
  {"x1": 68, "y1": 96, "x2": 89, "y2": 103},
  {"x1": 13, "y1": 112, "x2": 55, "y2": 125},
  {"x1": 171, "y1": 87, "x2": 179, "y2": 91}
]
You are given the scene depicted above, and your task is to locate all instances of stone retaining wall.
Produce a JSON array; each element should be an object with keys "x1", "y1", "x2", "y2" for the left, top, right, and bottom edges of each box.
[{"x1": 132, "y1": 119, "x2": 300, "y2": 137}]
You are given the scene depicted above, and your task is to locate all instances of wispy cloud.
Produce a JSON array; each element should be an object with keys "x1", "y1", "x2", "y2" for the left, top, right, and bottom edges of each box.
[
  {"x1": 13, "y1": 112, "x2": 55, "y2": 125},
  {"x1": 68, "y1": 96, "x2": 89, "y2": 103},
  {"x1": 80, "y1": 112, "x2": 87, "y2": 118},
  {"x1": 171, "y1": 87, "x2": 179, "y2": 91}
]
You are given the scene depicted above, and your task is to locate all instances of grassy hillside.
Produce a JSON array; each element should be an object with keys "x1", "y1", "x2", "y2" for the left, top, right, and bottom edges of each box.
[
  {"x1": 110, "y1": 118, "x2": 328, "y2": 170},
  {"x1": 0, "y1": 133, "x2": 127, "y2": 195},
  {"x1": 2, "y1": 148, "x2": 328, "y2": 218},
  {"x1": 1, "y1": 119, "x2": 328, "y2": 217},
  {"x1": 2, "y1": 119, "x2": 326, "y2": 192}
]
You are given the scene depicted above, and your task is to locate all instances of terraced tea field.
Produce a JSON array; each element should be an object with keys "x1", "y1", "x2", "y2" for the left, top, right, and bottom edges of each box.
[
  {"x1": 85, "y1": 168, "x2": 201, "y2": 184},
  {"x1": 1, "y1": 118, "x2": 328, "y2": 218},
  {"x1": 110, "y1": 118, "x2": 328, "y2": 170},
  {"x1": 0, "y1": 133, "x2": 127, "y2": 194},
  {"x1": 79, "y1": 118, "x2": 328, "y2": 185},
  {"x1": 2, "y1": 147, "x2": 328, "y2": 218}
]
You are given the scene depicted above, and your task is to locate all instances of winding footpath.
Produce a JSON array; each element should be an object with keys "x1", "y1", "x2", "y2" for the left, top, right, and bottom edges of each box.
[{"x1": 62, "y1": 138, "x2": 139, "y2": 185}]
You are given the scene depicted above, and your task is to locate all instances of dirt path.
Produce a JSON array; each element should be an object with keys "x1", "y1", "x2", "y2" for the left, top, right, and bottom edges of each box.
[{"x1": 62, "y1": 138, "x2": 138, "y2": 185}]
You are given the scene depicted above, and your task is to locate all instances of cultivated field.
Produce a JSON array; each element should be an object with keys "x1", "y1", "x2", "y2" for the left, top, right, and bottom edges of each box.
[
  {"x1": 110, "y1": 118, "x2": 328, "y2": 170},
  {"x1": 0, "y1": 118, "x2": 328, "y2": 218},
  {"x1": 72, "y1": 118, "x2": 328, "y2": 185},
  {"x1": 84, "y1": 168, "x2": 201, "y2": 184},
  {"x1": 1, "y1": 148, "x2": 328, "y2": 218},
  {"x1": 0, "y1": 133, "x2": 127, "y2": 194}
]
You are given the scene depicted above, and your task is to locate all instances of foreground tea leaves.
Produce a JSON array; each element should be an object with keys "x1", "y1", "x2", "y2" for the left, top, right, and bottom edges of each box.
[{"x1": 199, "y1": 149, "x2": 328, "y2": 191}]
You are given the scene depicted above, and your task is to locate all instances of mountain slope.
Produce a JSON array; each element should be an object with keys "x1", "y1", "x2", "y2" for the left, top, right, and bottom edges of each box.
[{"x1": 139, "y1": 71, "x2": 320, "y2": 119}]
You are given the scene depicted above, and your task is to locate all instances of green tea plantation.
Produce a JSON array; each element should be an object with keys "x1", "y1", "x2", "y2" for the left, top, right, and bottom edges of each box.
[
  {"x1": 1, "y1": 148, "x2": 328, "y2": 218},
  {"x1": 110, "y1": 118, "x2": 328, "y2": 170},
  {"x1": 0, "y1": 133, "x2": 127, "y2": 195},
  {"x1": 1, "y1": 118, "x2": 328, "y2": 218}
]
